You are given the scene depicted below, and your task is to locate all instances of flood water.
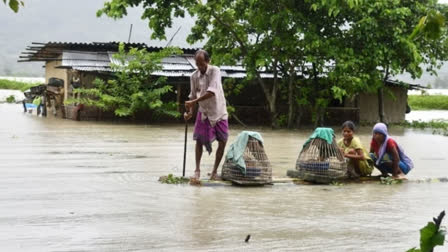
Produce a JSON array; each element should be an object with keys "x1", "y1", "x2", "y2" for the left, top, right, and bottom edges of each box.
[{"x1": 1, "y1": 103, "x2": 447, "y2": 251}]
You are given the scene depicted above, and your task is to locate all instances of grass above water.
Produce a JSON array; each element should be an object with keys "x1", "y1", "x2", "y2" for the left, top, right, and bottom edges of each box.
[
  {"x1": 408, "y1": 95, "x2": 448, "y2": 110},
  {"x1": 0, "y1": 79, "x2": 37, "y2": 91},
  {"x1": 400, "y1": 120, "x2": 448, "y2": 136}
]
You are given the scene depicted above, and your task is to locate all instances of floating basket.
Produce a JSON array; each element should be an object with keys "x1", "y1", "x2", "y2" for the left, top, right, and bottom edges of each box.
[
  {"x1": 296, "y1": 137, "x2": 347, "y2": 184},
  {"x1": 222, "y1": 136, "x2": 272, "y2": 185}
]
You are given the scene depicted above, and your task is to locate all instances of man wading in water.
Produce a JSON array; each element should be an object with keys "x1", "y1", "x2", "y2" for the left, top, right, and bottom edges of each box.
[{"x1": 184, "y1": 50, "x2": 229, "y2": 181}]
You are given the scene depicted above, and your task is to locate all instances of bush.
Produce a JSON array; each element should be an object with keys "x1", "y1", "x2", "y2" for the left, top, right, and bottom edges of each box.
[
  {"x1": 408, "y1": 95, "x2": 448, "y2": 110},
  {"x1": 400, "y1": 120, "x2": 448, "y2": 136},
  {"x1": 0, "y1": 79, "x2": 36, "y2": 91},
  {"x1": 6, "y1": 95, "x2": 15, "y2": 103},
  {"x1": 66, "y1": 43, "x2": 182, "y2": 118}
]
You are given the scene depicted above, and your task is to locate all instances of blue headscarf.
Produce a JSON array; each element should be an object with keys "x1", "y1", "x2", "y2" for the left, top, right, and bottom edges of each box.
[{"x1": 372, "y1": 123, "x2": 414, "y2": 169}]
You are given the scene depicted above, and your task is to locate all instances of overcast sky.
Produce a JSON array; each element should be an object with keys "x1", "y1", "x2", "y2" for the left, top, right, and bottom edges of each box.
[
  {"x1": 1, "y1": 0, "x2": 447, "y2": 84},
  {"x1": 0, "y1": 0, "x2": 201, "y2": 76}
]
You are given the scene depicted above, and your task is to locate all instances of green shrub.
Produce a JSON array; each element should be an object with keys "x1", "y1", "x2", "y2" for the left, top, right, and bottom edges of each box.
[
  {"x1": 408, "y1": 95, "x2": 448, "y2": 110},
  {"x1": 408, "y1": 211, "x2": 445, "y2": 252},
  {"x1": 0, "y1": 79, "x2": 36, "y2": 91},
  {"x1": 6, "y1": 95, "x2": 15, "y2": 103},
  {"x1": 400, "y1": 120, "x2": 448, "y2": 136},
  {"x1": 158, "y1": 174, "x2": 189, "y2": 184}
]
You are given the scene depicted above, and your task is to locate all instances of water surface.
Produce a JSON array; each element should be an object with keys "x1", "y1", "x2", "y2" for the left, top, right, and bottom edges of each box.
[{"x1": 0, "y1": 103, "x2": 447, "y2": 251}]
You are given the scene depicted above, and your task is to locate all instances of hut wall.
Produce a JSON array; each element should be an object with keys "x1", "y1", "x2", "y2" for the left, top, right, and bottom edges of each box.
[
  {"x1": 44, "y1": 60, "x2": 68, "y2": 118},
  {"x1": 358, "y1": 86, "x2": 407, "y2": 123},
  {"x1": 45, "y1": 59, "x2": 68, "y2": 100}
]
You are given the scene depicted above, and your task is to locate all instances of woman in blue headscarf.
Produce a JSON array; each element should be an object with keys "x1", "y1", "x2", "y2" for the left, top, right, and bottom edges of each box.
[{"x1": 369, "y1": 123, "x2": 414, "y2": 179}]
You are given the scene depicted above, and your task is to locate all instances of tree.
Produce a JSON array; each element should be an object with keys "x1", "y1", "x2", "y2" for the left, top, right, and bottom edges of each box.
[
  {"x1": 68, "y1": 43, "x2": 182, "y2": 119},
  {"x1": 98, "y1": 0, "x2": 349, "y2": 127},
  {"x1": 3, "y1": 0, "x2": 23, "y2": 12},
  {"x1": 98, "y1": 0, "x2": 448, "y2": 126},
  {"x1": 319, "y1": 0, "x2": 448, "y2": 123}
]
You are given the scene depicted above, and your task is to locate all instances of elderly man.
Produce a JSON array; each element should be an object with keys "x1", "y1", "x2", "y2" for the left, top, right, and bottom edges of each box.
[{"x1": 184, "y1": 50, "x2": 229, "y2": 180}]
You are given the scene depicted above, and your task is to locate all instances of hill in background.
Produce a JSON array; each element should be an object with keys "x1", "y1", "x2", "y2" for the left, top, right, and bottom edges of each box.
[{"x1": 0, "y1": 0, "x2": 201, "y2": 77}]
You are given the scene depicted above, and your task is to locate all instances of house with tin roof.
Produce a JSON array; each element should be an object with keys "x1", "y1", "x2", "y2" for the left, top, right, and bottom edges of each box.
[
  {"x1": 19, "y1": 41, "x2": 422, "y2": 124},
  {"x1": 19, "y1": 41, "x2": 275, "y2": 121}
]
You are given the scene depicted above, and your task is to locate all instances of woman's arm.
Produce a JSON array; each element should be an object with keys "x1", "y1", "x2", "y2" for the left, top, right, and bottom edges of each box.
[{"x1": 344, "y1": 149, "x2": 366, "y2": 160}]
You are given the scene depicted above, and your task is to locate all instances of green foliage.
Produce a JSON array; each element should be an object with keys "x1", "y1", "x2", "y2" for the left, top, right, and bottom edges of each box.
[
  {"x1": 401, "y1": 120, "x2": 448, "y2": 136},
  {"x1": 2, "y1": 0, "x2": 23, "y2": 12},
  {"x1": 409, "y1": 10, "x2": 445, "y2": 41},
  {"x1": 331, "y1": 86, "x2": 348, "y2": 104},
  {"x1": 330, "y1": 181, "x2": 344, "y2": 186},
  {"x1": 407, "y1": 211, "x2": 446, "y2": 252},
  {"x1": 275, "y1": 114, "x2": 288, "y2": 128},
  {"x1": 98, "y1": 0, "x2": 448, "y2": 126},
  {"x1": 6, "y1": 95, "x2": 15, "y2": 103},
  {"x1": 159, "y1": 174, "x2": 189, "y2": 184},
  {"x1": 408, "y1": 95, "x2": 448, "y2": 110},
  {"x1": 67, "y1": 43, "x2": 182, "y2": 118},
  {"x1": 0, "y1": 79, "x2": 36, "y2": 91},
  {"x1": 380, "y1": 177, "x2": 403, "y2": 185}
]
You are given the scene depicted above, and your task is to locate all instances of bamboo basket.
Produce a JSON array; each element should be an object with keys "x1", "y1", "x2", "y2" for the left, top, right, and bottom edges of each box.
[
  {"x1": 222, "y1": 136, "x2": 272, "y2": 185},
  {"x1": 296, "y1": 138, "x2": 347, "y2": 183}
]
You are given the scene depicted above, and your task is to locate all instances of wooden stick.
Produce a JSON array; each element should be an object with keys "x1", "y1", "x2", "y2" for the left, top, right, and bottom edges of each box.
[{"x1": 182, "y1": 120, "x2": 188, "y2": 177}]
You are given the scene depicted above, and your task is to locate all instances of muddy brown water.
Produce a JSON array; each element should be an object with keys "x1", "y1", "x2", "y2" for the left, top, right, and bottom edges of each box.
[{"x1": 0, "y1": 103, "x2": 447, "y2": 251}]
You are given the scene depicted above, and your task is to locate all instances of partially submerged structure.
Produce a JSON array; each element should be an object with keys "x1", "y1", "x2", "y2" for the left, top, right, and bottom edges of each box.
[
  {"x1": 19, "y1": 41, "x2": 421, "y2": 124},
  {"x1": 19, "y1": 41, "x2": 273, "y2": 121}
]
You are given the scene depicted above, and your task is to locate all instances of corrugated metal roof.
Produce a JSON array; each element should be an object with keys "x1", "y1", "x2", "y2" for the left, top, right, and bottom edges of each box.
[
  {"x1": 220, "y1": 65, "x2": 246, "y2": 71},
  {"x1": 161, "y1": 63, "x2": 194, "y2": 71},
  {"x1": 222, "y1": 72, "x2": 274, "y2": 79},
  {"x1": 72, "y1": 66, "x2": 112, "y2": 72},
  {"x1": 19, "y1": 41, "x2": 199, "y2": 62},
  {"x1": 21, "y1": 42, "x2": 277, "y2": 79},
  {"x1": 152, "y1": 71, "x2": 196, "y2": 77},
  {"x1": 162, "y1": 56, "x2": 192, "y2": 65},
  {"x1": 62, "y1": 51, "x2": 110, "y2": 67}
]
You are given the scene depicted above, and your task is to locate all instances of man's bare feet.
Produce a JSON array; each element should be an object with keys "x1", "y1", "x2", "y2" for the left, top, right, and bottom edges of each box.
[
  {"x1": 209, "y1": 171, "x2": 221, "y2": 181},
  {"x1": 190, "y1": 170, "x2": 200, "y2": 180}
]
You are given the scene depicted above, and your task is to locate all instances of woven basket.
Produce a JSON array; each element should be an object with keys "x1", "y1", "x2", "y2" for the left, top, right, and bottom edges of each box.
[
  {"x1": 296, "y1": 138, "x2": 347, "y2": 183},
  {"x1": 222, "y1": 136, "x2": 272, "y2": 184}
]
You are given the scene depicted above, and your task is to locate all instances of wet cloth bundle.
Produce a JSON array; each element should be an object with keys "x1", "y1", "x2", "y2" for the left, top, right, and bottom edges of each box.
[
  {"x1": 303, "y1": 127, "x2": 335, "y2": 147},
  {"x1": 225, "y1": 131, "x2": 264, "y2": 174}
]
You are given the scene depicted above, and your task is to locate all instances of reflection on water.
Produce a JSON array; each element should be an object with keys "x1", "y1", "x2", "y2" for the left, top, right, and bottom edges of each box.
[
  {"x1": 0, "y1": 103, "x2": 447, "y2": 251},
  {"x1": 406, "y1": 110, "x2": 448, "y2": 122}
]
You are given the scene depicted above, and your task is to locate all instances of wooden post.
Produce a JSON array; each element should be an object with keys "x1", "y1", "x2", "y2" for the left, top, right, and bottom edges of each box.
[
  {"x1": 177, "y1": 84, "x2": 182, "y2": 113},
  {"x1": 378, "y1": 87, "x2": 385, "y2": 123}
]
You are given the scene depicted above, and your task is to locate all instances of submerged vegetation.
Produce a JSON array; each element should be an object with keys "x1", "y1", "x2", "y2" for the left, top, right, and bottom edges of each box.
[
  {"x1": 0, "y1": 79, "x2": 35, "y2": 91},
  {"x1": 380, "y1": 177, "x2": 403, "y2": 185},
  {"x1": 408, "y1": 95, "x2": 448, "y2": 110},
  {"x1": 401, "y1": 120, "x2": 448, "y2": 136},
  {"x1": 158, "y1": 174, "x2": 189, "y2": 184},
  {"x1": 6, "y1": 95, "x2": 15, "y2": 103}
]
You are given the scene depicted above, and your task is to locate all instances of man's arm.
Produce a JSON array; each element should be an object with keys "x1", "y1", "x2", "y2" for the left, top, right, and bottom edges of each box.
[{"x1": 185, "y1": 91, "x2": 215, "y2": 110}]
